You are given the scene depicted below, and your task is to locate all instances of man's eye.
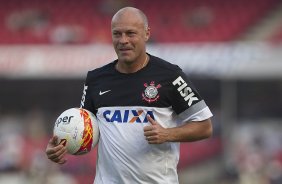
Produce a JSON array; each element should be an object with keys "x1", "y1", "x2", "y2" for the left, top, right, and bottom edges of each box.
[
  {"x1": 128, "y1": 32, "x2": 136, "y2": 36},
  {"x1": 113, "y1": 32, "x2": 121, "y2": 36}
]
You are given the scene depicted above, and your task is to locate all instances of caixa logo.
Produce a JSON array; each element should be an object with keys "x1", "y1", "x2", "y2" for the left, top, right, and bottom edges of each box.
[{"x1": 103, "y1": 110, "x2": 155, "y2": 123}]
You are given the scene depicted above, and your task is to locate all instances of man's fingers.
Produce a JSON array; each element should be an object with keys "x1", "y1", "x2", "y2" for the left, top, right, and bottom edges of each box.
[
  {"x1": 146, "y1": 135, "x2": 157, "y2": 141},
  {"x1": 49, "y1": 135, "x2": 58, "y2": 145},
  {"x1": 46, "y1": 136, "x2": 68, "y2": 165},
  {"x1": 144, "y1": 116, "x2": 166, "y2": 144},
  {"x1": 58, "y1": 159, "x2": 67, "y2": 165},
  {"x1": 144, "y1": 131, "x2": 155, "y2": 136},
  {"x1": 144, "y1": 115, "x2": 160, "y2": 132},
  {"x1": 52, "y1": 149, "x2": 67, "y2": 164},
  {"x1": 46, "y1": 144, "x2": 64, "y2": 155},
  {"x1": 47, "y1": 145, "x2": 66, "y2": 159},
  {"x1": 147, "y1": 115, "x2": 157, "y2": 125},
  {"x1": 56, "y1": 148, "x2": 67, "y2": 160},
  {"x1": 143, "y1": 125, "x2": 154, "y2": 132}
]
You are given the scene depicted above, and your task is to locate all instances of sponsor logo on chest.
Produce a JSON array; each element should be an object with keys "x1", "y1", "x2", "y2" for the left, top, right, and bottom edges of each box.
[{"x1": 103, "y1": 109, "x2": 155, "y2": 123}]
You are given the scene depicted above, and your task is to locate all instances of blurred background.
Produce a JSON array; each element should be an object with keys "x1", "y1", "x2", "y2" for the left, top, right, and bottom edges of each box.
[{"x1": 0, "y1": 0, "x2": 282, "y2": 183}]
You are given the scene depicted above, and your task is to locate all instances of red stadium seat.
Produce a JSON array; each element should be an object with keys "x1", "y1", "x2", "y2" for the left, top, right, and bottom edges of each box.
[{"x1": 0, "y1": 0, "x2": 280, "y2": 44}]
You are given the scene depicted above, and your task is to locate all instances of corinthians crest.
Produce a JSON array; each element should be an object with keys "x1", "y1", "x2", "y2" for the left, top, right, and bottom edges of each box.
[{"x1": 142, "y1": 81, "x2": 161, "y2": 103}]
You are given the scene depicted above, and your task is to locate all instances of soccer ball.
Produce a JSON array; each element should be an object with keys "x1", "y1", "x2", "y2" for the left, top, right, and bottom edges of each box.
[{"x1": 53, "y1": 108, "x2": 99, "y2": 155}]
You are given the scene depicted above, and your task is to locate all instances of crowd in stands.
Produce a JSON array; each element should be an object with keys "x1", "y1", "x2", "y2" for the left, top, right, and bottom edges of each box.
[{"x1": 0, "y1": 0, "x2": 281, "y2": 44}]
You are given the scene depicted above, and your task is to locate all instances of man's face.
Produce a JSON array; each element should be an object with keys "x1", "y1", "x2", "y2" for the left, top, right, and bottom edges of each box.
[{"x1": 111, "y1": 14, "x2": 149, "y2": 64}]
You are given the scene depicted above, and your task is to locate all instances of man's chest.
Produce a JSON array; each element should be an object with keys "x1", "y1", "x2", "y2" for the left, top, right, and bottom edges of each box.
[{"x1": 89, "y1": 76, "x2": 172, "y2": 109}]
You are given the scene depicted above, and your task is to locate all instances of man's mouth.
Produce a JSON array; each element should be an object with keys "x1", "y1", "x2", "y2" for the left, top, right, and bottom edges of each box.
[{"x1": 119, "y1": 48, "x2": 131, "y2": 51}]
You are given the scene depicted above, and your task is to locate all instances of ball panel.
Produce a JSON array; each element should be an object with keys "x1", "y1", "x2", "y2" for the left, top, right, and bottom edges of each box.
[
  {"x1": 75, "y1": 108, "x2": 93, "y2": 155},
  {"x1": 53, "y1": 107, "x2": 100, "y2": 155},
  {"x1": 54, "y1": 130, "x2": 81, "y2": 154}
]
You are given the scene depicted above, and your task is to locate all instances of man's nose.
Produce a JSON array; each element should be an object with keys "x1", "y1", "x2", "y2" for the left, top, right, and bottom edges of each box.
[{"x1": 119, "y1": 34, "x2": 129, "y2": 44}]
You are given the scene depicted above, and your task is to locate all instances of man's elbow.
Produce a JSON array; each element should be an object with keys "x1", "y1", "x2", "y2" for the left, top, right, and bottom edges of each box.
[{"x1": 202, "y1": 118, "x2": 213, "y2": 139}]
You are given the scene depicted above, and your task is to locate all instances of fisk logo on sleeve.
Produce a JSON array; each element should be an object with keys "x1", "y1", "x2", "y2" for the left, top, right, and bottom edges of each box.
[{"x1": 172, "y1": 76, "x2": 199, "y2": 106}]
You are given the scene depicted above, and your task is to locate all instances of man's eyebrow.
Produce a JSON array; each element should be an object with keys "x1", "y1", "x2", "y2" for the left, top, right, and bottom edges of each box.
[{"x1": 112, "y1": 28, "x2": 137, "y2": 32}]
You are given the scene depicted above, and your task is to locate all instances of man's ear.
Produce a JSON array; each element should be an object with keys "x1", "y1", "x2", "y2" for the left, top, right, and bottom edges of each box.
[{"x1": 145, "y1": 27, "x2": 151, "y2": 41}]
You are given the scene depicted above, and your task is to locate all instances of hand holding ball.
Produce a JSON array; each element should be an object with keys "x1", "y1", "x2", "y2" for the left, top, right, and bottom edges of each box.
[{"x1": 53, "y1": 108, "x2": 99, "y2": 155}]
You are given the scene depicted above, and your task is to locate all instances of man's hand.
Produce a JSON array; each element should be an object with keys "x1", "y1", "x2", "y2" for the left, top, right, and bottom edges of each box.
[
  {"x1": 143, "y1": 115, "x2": 169, "y2": 144},
  {"x1": 46, "y1": 136, "x2": 67, "y2": 164}
]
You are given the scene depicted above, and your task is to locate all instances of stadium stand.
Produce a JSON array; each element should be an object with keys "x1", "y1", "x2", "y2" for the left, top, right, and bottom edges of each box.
[{"x1": 0, "y1": 0, "x2": 281, "y2": 44}]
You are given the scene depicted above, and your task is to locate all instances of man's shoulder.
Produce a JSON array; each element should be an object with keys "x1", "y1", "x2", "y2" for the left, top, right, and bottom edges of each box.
[
  {"x1": 150, "y1": 54, "x2": 181, "y2": 73},
  {"x1": 86, "y1": 60, "x2": 116, "y2": 79},
  {"x1": 89, "y1": 60, "x2": 116, "y2": 73}
]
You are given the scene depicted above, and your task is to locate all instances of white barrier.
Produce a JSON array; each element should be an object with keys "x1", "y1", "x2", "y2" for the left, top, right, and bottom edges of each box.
[{"x1": 0, "y1": 43, "x2": 281, "y2": 79}]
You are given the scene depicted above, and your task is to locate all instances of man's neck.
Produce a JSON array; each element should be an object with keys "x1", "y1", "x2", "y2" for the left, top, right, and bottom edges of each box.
[{"x1": 116, "y1": 54, "x2": 149, "y2": 74}]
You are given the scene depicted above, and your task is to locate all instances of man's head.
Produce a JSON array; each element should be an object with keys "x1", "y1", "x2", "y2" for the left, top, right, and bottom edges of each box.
[{"x1": 111, "y1": 7, "x2": 150, "y2": 64}]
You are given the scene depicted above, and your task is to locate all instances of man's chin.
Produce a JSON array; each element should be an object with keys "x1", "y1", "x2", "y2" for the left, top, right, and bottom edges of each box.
[{"x1": 118, "y1": 54, "x2": 133, "y2": 62}]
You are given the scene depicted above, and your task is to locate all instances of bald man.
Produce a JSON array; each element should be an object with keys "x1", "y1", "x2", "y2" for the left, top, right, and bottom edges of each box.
[
  {"x1": 111, "y1": 7, "x2": 150, "y2": 73},
  {"x1": 46, "y1": 7, "x2": 213, "y2": 184}
]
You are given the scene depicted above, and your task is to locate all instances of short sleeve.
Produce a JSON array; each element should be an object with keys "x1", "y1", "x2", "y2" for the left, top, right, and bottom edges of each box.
[
  {"x1": 169, "y1": 68, "x2": 212, "y2": 122},
  {"x1": 170, "y1": 68, "x2": 203, "y2": 114},
  {"x1": 80, "y1": 72, "x2": 95, "y2": 113}
]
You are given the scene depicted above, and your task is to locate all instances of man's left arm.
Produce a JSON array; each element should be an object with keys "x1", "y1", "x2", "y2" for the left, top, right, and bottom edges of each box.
[{"x1": 144, "y1": 116, "x2": 212, "y2": 144}]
